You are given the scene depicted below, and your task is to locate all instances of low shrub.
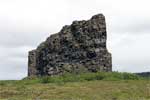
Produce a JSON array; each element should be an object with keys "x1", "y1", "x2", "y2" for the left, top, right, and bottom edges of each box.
[
  {"x1": 122, "y1": 73, "x2": 140, "y2": 80},
  {"x1": 40, "y1": 76, "x2": 50, "y2": 83}
]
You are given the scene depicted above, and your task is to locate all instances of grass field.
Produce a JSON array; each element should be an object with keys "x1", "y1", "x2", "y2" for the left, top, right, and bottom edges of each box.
[{"x1": 0, "y1": 72, "x2": 150, "y2": 100}]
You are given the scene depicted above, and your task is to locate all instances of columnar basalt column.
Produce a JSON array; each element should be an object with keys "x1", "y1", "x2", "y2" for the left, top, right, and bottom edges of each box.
[{"x1": 28, "y1": 14, "x2": 112, "y2": 76}]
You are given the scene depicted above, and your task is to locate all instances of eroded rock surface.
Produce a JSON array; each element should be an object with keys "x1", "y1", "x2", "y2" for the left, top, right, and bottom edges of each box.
[{"x1": 28, "y1": 14, "x2": 112, "y2": 76}]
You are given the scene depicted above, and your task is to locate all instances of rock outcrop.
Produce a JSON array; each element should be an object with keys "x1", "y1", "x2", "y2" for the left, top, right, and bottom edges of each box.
[{"x1": 28, "y1": 14, "x2": 112, "y2": 76}]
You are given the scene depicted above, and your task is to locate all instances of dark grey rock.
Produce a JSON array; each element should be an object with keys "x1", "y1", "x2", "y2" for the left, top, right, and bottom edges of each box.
[{"x1": 28, "y1": 14, "x2": 112, "y2": 76}]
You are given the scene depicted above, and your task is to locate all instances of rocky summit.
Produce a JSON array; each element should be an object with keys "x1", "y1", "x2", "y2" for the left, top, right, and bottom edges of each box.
[{"x1": 28, "y1": 14, "x2": 112, "y2": 76}]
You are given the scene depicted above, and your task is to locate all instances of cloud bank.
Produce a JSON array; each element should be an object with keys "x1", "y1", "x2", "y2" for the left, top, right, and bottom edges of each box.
[{"x1": 0, "y1": 0, "x2": 150, "y2": 80}]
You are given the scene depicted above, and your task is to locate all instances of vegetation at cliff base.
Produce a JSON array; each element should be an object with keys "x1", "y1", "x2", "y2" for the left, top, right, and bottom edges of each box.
[
  {"x1": 25, "y1": 72, "x2": 146, "y2": 84},
  {"x1": 0, "y1": 72, "x2": 149, "y2": 100}
]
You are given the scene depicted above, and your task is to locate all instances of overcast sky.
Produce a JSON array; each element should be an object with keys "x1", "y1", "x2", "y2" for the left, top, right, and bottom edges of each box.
[{"x1": 0, "y1": 0, "x2": 150, "y2": 80}]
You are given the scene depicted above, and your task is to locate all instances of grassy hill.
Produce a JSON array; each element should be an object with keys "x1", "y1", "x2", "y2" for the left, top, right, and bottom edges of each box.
[
  {"x1": 0, "y1": 72, "x2": 150, "y2": 100},
  {"x1": 136, "y1": 72, "x2": 150, "y2": 78}
]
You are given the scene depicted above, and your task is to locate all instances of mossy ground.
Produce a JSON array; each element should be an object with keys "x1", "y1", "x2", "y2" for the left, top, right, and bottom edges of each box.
[{"x1": 0, "y1": 72, "x2": 150, "y2": 100}]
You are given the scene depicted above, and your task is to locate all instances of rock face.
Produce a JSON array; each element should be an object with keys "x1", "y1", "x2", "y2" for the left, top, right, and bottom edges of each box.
[{"x1": 28, "y1": 14, "x2": 112, "y2": 76}]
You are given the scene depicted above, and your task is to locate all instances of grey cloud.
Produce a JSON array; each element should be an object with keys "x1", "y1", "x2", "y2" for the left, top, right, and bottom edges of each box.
[
  {"x1": 0, "y1": 31, "x2": 49, "y2": 47},
  {"x1": 0, "y1": 57, "x2": 27, "y2": 80},
  {"x1": 108, "y1": 16, "x2": 150, "y2": 34},
  {"x1": 111, "y1": 34, "x2": 150, "y2": 72},
  {"x1": 0, "y1": 0, "x2": 150, "y2": 80},
  {"x1": 0, "y1": 46, "x2": 34, "y2": 58},
  {"x1": 0, "y1": 46, "x2": 31, "y2": 80}
]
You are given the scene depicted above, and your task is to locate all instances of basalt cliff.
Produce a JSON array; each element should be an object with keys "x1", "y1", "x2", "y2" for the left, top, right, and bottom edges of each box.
[{"x1": 28, "y1": 14, "x2": 112, "y2": 76}]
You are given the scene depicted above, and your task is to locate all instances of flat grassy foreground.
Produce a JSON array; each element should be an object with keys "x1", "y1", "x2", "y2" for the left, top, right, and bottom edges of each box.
[{"x1": 0, "y1": 72, "x2": 150, "y2": 100}]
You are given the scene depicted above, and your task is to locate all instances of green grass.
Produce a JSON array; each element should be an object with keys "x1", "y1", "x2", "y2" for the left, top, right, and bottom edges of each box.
[
  {"x1": 0, "y1": 72, "x2": 150, "y2": 100},
  {"x1": 24, "y1": 72, "x2": 146, "y2": 84}
]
